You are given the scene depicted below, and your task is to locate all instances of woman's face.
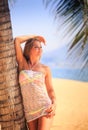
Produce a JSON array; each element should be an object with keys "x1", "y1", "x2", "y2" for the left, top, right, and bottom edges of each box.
[{"x1": 30, "y1": 41, "x2": 43, "y2": 57}]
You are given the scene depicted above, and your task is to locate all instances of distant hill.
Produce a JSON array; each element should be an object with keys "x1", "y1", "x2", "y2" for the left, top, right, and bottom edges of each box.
[{"x1": 41, "y1": 45, "x2": 67, "y2": 68}]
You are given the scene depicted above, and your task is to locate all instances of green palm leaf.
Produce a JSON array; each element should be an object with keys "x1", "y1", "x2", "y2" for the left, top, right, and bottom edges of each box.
[{"x1": 43, "y1": 0, "x2": 88, "y2": 68}]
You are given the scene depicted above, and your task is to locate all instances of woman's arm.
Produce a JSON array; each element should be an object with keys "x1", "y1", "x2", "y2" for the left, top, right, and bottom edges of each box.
[
  {"x1": 14, "y1": 35, "x2": 45, "y2": 70},
  {"x1": 14, "y1": 36, "x2": 32, "y2": 70},
  {"x1": 45, "y1": 66, "x2": 56, "y2": 117}
]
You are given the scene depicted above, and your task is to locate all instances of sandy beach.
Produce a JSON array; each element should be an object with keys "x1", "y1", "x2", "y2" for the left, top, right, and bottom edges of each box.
[
  {"x1": 0, "y1": 78, "x2": 88, "y2": 130},
  {"x1": 51, "y1": 78, "x2": 88, "y2": 130}
]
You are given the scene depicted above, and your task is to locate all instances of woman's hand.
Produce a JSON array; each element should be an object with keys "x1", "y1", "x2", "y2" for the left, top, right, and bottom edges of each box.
[
  {"x1": 46, "y1": 103, "x2": 56, "y2": 118},
  {"x1": 35, "y1": 36, "x2": 46, "y2": 45}
]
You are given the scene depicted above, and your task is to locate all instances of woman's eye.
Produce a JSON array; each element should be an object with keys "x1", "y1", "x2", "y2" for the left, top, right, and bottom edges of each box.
[{"x1": 34, "y1": 46, "x2": 42, "y2": 49}]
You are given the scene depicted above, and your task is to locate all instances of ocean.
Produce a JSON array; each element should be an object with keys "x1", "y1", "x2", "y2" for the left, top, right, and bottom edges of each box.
[
  {"x1": 51, "y1": 67, "x2": 88, "y2": 82},
  {"x1": 41, "y1": 52, "x2": 88, "y2": 82}
]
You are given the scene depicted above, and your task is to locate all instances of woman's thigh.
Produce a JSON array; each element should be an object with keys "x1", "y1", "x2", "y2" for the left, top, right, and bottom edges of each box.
[
  {"x1": 38, "y1": 116, "x2": 54, "y2": 130},
  {"x1": 27, "y1": 119, "x2": 38, "y2": 130}
]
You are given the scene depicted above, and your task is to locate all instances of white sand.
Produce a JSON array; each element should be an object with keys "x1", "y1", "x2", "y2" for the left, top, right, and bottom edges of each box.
[{"x1": 51, "y1": 78, "x2": 88, "y2": 130}]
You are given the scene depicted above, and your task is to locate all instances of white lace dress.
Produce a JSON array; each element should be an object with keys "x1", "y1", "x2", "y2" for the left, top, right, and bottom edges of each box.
[{"x1": 19, "y1": 70, "x2": 52, "y2": 122}]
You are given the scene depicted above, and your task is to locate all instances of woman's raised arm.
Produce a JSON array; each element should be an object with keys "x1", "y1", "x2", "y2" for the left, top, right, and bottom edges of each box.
[{"x1": 14, "y1": 35, "x2": 45, "y2": 70}]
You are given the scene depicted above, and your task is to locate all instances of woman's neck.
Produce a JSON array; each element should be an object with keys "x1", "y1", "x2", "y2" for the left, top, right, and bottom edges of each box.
[
  {"x1": 29, "y1": 56, "x2": 40, "y2": 65},
  {"x1": 28, "y1": 57, "x2": 40, "y2": 70},
  {"x1": 30, "y1": 59, "x2": 39, "y2": 65}
]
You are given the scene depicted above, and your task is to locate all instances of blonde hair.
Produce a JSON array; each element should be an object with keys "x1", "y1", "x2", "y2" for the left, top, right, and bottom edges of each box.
[{"x1": 23, "y1": 38, "x2": 40, "y2": 61}]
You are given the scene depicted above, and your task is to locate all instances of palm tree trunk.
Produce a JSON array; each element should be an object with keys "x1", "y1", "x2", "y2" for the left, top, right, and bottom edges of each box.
[{"x1": 0, "y1": 0, "x2": 27, "y2": 129}]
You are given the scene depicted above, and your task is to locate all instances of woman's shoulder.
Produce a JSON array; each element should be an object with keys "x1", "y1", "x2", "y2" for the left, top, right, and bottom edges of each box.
[
  {"x1": 40, "y1": 63, "x2": 49, "y2": 68},
  {"x1": 39, "y1": 63, "x2": 51, "y2": 73}
]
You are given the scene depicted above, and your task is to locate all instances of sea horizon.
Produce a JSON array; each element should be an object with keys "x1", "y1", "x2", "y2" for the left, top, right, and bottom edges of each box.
[{"x1": 51, "y1": 67, "x2": 88, "y2": 82}]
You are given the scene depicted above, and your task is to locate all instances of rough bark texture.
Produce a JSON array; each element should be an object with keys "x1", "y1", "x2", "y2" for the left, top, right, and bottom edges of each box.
[{"x1": 0, "y1": 0, "x2": 27, "y2": 129}]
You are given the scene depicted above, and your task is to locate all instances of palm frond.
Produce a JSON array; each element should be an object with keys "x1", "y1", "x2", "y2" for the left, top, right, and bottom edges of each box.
[
  {"x1": 8, "y1": 0, "x2": 16, "y2": 7},
  {"x1": 43, "y1": 0, "x2": 88, "y2": 68}
]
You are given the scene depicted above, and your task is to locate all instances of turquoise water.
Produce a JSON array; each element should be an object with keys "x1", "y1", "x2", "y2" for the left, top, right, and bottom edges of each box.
[{"x1": 51, "y1": 67, "x2": 88, "y2": 82}]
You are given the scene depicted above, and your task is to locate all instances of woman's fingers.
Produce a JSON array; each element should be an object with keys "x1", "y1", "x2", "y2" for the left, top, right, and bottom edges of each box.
[
  {"x1": 46, "y1": 111, "x2": 55, "y2": 118},
  {"x1": 46, "y1": 104, "x2": 56, "y2": 118},
  {"x1": 36, "y1": 36, "x2": 46, "y2": 44}
]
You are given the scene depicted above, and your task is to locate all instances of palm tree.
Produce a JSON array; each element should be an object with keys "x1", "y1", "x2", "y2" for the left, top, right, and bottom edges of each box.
[
  {"x1": 43, "y1": 0, "x2": 88, "y2": 68},
  {"x1": 0, "y1": 0, "x2": 27, "y2": 129}
]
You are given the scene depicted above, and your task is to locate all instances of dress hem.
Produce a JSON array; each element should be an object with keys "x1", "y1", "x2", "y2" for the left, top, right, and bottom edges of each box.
[{"x1": 26, "y1": 113, "x2": 47, "y2": 123}]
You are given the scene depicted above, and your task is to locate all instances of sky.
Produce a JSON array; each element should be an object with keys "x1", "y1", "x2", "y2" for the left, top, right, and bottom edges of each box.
[
  {"x1": 9, "y1": 0, "x2": 88, "y2": 81},
  {"x1": 10, "y1": 0, "x2": 67, "y2": 53},
  {"x1": 9, "y1": 0, "x2": 80, "y2": 69}
]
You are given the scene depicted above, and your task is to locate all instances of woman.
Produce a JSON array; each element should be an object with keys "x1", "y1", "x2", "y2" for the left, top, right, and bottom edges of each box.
[{"x1": 14, "y1": 35, "x2": 56, "y2": 130}]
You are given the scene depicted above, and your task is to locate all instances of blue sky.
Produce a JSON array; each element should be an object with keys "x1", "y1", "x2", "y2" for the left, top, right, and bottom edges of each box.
[
  {"x1": 9, "y1": 0, "x2": 75, "y2": 69},
  {"x1": 9, "y1": 0, "x2": 88, "y2": 81},
  {"x1": 9, "y1": 0, "x2": 83, "y2": 69},
  {"x1": 10, "y1": 0, "x2": 67, "y2": 53},
  {"x1": 10, "y1": 0, "x2": 70, "y2": 51}
]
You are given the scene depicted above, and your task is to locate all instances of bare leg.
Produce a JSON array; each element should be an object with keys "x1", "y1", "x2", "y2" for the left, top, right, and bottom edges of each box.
[
  {"x1": 38, "y1": 116, "x2": 54, "y2": 130},
  {"x1": 27, "y1": 119, "x2": 38, "y2": 130}
]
